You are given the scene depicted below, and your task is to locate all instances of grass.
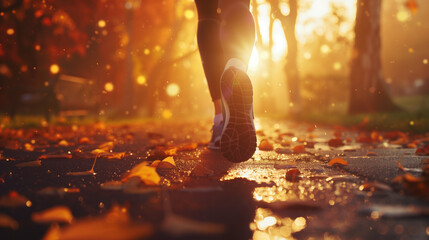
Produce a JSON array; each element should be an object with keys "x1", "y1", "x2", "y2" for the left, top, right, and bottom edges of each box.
[
  {"x1": 1, "y1": 95, "x2": 428, "y2": 133},
  {"x1": 290, "y1": 94, "x2": 429, "y2": 133}
]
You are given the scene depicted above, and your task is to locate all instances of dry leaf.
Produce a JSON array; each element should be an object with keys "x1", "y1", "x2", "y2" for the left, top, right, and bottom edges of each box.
[
  {"x1": 258, "y1": 139, "x2": 273, "y2": 151},
  {"x1": 285, "y1": 169, "x2": 301, "y2": 181},
  {"x1": 0, "y1": 191, "x2": 29, "y2": 208},
  {"x1": 328, "y1": 158, "x2": 348, "y2": 166},
  {"x1": 150, "y1": 160, "x2": 161, "y2": 168},
  {"x1": 274, "y1": 148, "x2": 293, "y2": 154},
  {"x1": 32, "y1": 206, "x2": 73, "y2": 224},
  {"x1": 43, "y1": 205, "x2": 152, "y2": 240},
  {"x1": 366, "y1": 151, "x2": 378, "y2": 156},
  {"x1": 157, "y1": 156, "x2": 176, "y2": 169},
  {"x1": 325, "y1": 175, "x2": 358, "y2": 182},
  {"x1": 15, "y1": 160, "x2": 41, "y2": 167},
  {"x1": 178, "y1": 143, "x2": 198, "y2": 152},
  {"x1": 38, "y1": 153, "x2": 72, "y2": 160},
  {"x1": 292, "y1": 145, "x2": 306, "y2": 154},
  {"x1": 58, "y1": 140, "x2": 69, "y2": 146},
  {"x1": 67, "y1": 156, "x2": 97, "y2": 176},
  {"x1": 24, "y1": 143, "x2": 35, "y2": 151},
  {"x1": 416, "y1": 144, "x2": 429, "y2": 156},
  {"x1": 328, "y1": 138, "x2": 344, "y2": 148},
  {"x1": 0, "y1": 213, "x2": 19, "y2": 230},
  {"x1": 98, "y1": 141, "x2": 114, "y2": 151},
  {"x1": 123, "y1": 162, "x2": 161, "y2": 186},
  {"x1": 100, "y1": 181, "x2": 124, "y2": 191},
  {"x1": 162, "y1": 213, "x2": 224, "y2": 236},
  {"x1": 79, "y1": 137, "x2": 90, "y2": 144}
]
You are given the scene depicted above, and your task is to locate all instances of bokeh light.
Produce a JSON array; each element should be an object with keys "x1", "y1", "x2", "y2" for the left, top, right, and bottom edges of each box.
[
  {"x1": 137, "y1": 75, "x2": 147, "y2": 85},
  {"x1": 104, "y1": 82, "x2": 114, "y2": 92},
  {"x1": 166, "y1": 83, "x2": 180, "y2": 97},
  {"x1": 6, "y1": 28, "x2": 15, "y2": 35},
  {"x1": 162, "y1": 109, "x2": 173, "y2": 119},
  {"x1": 50, "y1": 64, "x2": 60, "y2": 74},
  {"x1": 98, "y1": 20, "x2": 107, "y2": 28}
]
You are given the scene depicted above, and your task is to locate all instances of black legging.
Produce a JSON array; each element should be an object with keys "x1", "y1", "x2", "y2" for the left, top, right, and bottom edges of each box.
[{"x1": 195, "y1": 0, "x2": 255, "y2": 101}]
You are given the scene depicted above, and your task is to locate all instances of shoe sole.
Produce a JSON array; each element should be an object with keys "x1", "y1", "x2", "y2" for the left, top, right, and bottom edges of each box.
[{"x1": 220, "y1": 68, "x2": 256, "y2": 162}]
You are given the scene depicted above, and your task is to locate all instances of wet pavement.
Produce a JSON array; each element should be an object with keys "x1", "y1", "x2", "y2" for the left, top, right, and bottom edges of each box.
[{"x1": 0, "y1": 118, "x2": 428, "y2": 240}]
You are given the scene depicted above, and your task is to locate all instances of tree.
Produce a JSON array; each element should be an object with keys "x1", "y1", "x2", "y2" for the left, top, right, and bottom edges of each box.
[
  {"x1": 272, "y1": 0, "x2": 301, "y2": 111},
  {"x1": 348, "y1": 0, "x2": 399, "y2": 113}
]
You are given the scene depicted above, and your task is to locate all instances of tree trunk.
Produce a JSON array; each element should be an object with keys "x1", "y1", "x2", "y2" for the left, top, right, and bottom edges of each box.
[
  {"x1": 272, "y1": 0, "x2": 301, "y2": 111},
  {"x1": 349, "y1": 0, "x2": 399, "y2": 113}
]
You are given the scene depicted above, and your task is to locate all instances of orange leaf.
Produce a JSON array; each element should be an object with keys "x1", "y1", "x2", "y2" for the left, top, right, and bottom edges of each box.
[
  {"x1": 285, "y1": 169, "x2": 301, "y2": 181},
  {"x1": 328, "y1": 158, "x2": 348, "y2": 166},
  {"x1": 79, "y1": 137, "x2": 90, "y2": 144},
  {"x1": 366, "y1": 151, "x2": 378, "y2": 156},
  {"x1": 32, "y1": 206, "x2": 73, "y2": 224},
  {"x1": 157, "y1": 156, "x2": 176, "y2": 169},
  {"x1": 405, "y1": 0, "x2": 418, "y2": 14},
  {"x1": 24, "y1": 143, "x2": 35, "y2": 151},
  {"x1": 123, "y1": 163, "x2": 160, "y2": 186},
  {"x1": 328, "y1": 138, "x2": 344, "y2": 148},
  {"x1": 258, "y1": 139, "x2": 273, "y2": 151},
  {"x1": 178, "y1": 143, "x2": 198, "y2": 152},
  {"x1": 292, "y1": 145, "x2": 306, "y2": 154},
  {"x1": 396, "y1": 160, "x2": 405, "y2": 171},
  {"x1": 58, "y1": 140, "x2": 69, "y2": 147}
]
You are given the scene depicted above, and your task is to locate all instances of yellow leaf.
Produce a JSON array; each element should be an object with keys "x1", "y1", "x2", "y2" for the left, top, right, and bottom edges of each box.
[
  {"x1": 150, "y1": 160, "x2": 161, "y2": 168},
  {"x1": 157, "y1": 156, "x2": 176, "y2": 169},
  {"x1": 32, "y1": 206, "x2": 73, "y2": 224},
  {"x1": 58, "y1": 140, "x2": 69, "y2": 146},
  {"x1": 24, "y1": 143, "x2": 34, "y2": 151},
  {"x1": 328, "y1": 158, "x2": 348, "y2": 166},
  {"x1": 124, "y1": 163, "x2": 160, "y2": 186},
  {"x1": 42, "y1": 205, "x2": 152, "y2": 240},
  {"x1": 16, "y1": 160, "x2": 41, "y2": 168},
  {"x1": 258, "y1": 139, "x2": 273, "y2": 151}
]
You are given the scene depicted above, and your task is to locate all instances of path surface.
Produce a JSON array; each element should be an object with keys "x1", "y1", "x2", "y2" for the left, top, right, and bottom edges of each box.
[{"x1": 0, "y1": 119, "x2": 428, "y2": 240}]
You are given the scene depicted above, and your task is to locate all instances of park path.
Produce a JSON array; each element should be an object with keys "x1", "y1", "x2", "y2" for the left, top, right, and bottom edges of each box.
[{"x1": 0, "y1": 118, "x2": 428, "y2": 239}]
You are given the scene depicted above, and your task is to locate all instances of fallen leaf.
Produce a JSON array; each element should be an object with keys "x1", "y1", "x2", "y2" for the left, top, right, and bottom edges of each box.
[
  {"x1": 178, "y1": 143, "x2": 198, "y2": 152},
  {"x1": 0, "y1": 191, "x2": 29, "y2": 208},
  {"x1": 396, "y1": 160, "x2": 423, "y2": 173},
  {"x1": 24, "y1": 143, "x2": 35, "y2": 151},
  {"x1": 416, "y1": 144, "x2": 429, "y2": 156},
  {"x1": 58, "y1": 140, "x2": 69, "y2": 146},
  {"x1": 162, "y1": 213, "x2": 224, "y2": 236},
  {"x1": 67, "y1": 156, "x2": 97, "y2": 176},
  {"x1": 79, "y1": 137, "x2": 91, "y2": 144},
  {"x1": 15, "y1": 160, "x2": 41, "y2": 167},
  {"x1": 0, "y1": 213, "x2": 19, "y2": 230},
  {"x1": 43, "y1": 205, "x2": 152, "y2": 240},
  {"x1": 366, "y1": 151, "x2": 378, "y2": 156},
  {"x1": 32, "y1": 206, "x2": 73, "y2": 224},
  {"x1": 123, "y1": 162, "x2": 161, "y2": 186},
  {"x1": 274, "y1": 148, "x2": 292, "y2": 154},
  {"x1": 102, "y1": 152, "x2": 126, "y2": 160},
  {"x1": 100, "y1": 181, "x2": 124, "y2": 190},
  {"x1": 38, "y1": 153, "x2": 72, "y2": 160},
  {"x1": 150, "y1": 160, "x2": 161, "y2": 168},
  {"x1": 328, "y1": 138, "x2": 344, "y2": 148},
  {"x1": 292, "y1": 145, "x2": 306, "y2": 154},
  {"x1": 157, "y1": 156, "x2": 176, "y2": 169},
  {"x1": 258, "y1": 139, "x2": 273, "y2": 151},
  {"x1": 328, "y1": 158, "x2": 348, "y2": 166},
  {"x1": 285, "y1": 169, "x2": 301, "y2": 181}
]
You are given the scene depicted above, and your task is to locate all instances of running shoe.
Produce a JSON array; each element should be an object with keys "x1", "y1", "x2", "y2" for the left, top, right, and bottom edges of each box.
[{"x1": 220, "y1": 61, "x2": 256, "y2": 162}]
